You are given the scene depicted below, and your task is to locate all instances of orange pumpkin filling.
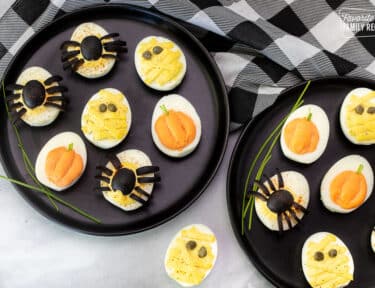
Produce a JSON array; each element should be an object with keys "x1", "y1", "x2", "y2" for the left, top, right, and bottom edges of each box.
[
  {"x1": 155, "y1": 107, "x2": 196, "y2": 151},
  {"x1": 330, "y1": 165, "x2": 367, "y2": 209},
  {"x1": 284, "y1": 114, "x2": 319, "y2": 154},
  {"x1": 45, "y1": 143, "x2": 84, "y2": 187}
]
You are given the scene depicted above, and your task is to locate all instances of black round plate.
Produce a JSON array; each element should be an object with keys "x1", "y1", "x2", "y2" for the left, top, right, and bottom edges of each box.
[
  {"x1": 227, "y1": 78, "x2": 375, "y2": 287},
  {"x1": 0, "y1": 4, "x2": 229, "y2": 235}
]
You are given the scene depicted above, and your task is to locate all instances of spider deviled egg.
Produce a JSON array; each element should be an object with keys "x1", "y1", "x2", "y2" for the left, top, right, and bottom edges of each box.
[
  {"x1": 6, "y1": 66, "x2": 67, "y2": 126},
  {"x1": 151, "y1": 94, "x2": 201, "y2": 158},
  {"x1": 249, "y1": 170, "x2": 310, "y2": 232},
  {"x1": 164, "y1": 224, "x2": 217, "y2": 287},
  {"x1": 340, "y1": 87, "x2": 375, "y2": 145},
  {"x1": 280, "y1": 104, "x2": 329, "y2": 164},
  {"x1": 302, "y1": 232, "x2": 354, "y2": 288},
  {"x1": 61, "y1": 22, "x2": 127, "y2": 78},
  {"x1": 95, "y1": 149, "x2": 160, "y2": 211},
  {"x1": 321, "y1": 155, "x2": 374, "y2": 213},
  {"x1": 35, "y1": 132, "x2": 87, "y2": 191},
  {"x1": 81, "y1": 88, "x2": 131, "y2": 149},
  {"x1": 135, "y1": 36, "x2": 186, "y2": 91}
]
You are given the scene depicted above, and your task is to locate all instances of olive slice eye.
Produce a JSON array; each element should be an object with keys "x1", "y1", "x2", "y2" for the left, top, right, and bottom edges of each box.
[
  {"x1": 108, "y1": 103, "x2": 117, "y2": 112},
  {"x1": 328, "y1": 249, "x2": 337, "y2": 258},
  {"x1": 198, "y1": 246, "x2": 207, "y2": 258},
  {"x1": 355, "y1": 104, "x2": 364, "y2": 115},
  {"x1": 367, "y1": 106, "x2": 375, "y2": 114},
  {"x1": 142, "y1": 50, "x2": 152, "y2": 59},
  {"x1": 99, "y1": 103, "x2": 107, "y2": 112},
  {"x1": 152, "y1": 46, "x2": 163, "y2": 55},
  {"x1": 186, "y1": 240, "x2": 197, "y2": 250},
  {"x1": 314, "y1": 251, "x2": 324, "y2": 261}
]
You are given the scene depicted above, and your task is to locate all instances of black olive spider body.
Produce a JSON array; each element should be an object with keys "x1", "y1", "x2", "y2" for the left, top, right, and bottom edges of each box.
[
  {"x1": 61, "y1": 32, "x2": 127, "y2": 71},
  {"x1": 248, "y1": 170, "x2": 308, "y2": 233}
]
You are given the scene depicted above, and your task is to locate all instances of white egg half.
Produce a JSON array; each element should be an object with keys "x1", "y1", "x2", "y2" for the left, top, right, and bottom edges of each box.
[
  {"x1": 100, "y1": 149, "x2": 156, "y2": 211},
  {"x1": 81, "y1": 88, "x2": 132, "y2": 149},
  {"x1": 255, "y1": 171, "x2": 309, "y2": 232},
  {"x1": 340, "y1": 87, "x2": 375, "y2": 145},
  {"x1": 371, "y1": 227, "x2": 375, "y2": 253},
  {"x1": 302, "y1": 232, "x2": 354, "y2": 288},
  {"x1": 280, "y1": 104, "x2": 329, "y2": 164},
  {"x1": 164, "y1": 224, "x2": 217, "y2": 287},
  {"x1": 321, "y1": 155, "x2": 374, "y2": 213},
  {"x1": 11, "y1": 66, "x2": 63, "y2": 127},
  {"x1": 35, "y1": 132, "x2": 87, "y2": 191},
  {"x1": 134, "y1": 36, "x2": 186, "y2": 91},
  {"x1": 151, "y1": 94, "x2": 201, "y2": 158},
  {"x1": 68, "y1": 22, "x2": 116, "y2": 79}
]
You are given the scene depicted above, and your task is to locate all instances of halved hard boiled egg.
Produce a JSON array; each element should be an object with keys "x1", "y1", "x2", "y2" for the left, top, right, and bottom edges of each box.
[
  {"x1": 371, "y1": 227, "x2": 375, "y2": 253},
  {"x1": 164, "y1": 224, "x2": 217, "y2": 287},
  {"x1": 151, "y1": 94, "x2": 201, "y2": 158},
  {"x1": 35, "y1": 132, "x2": 87, "y2": 191},
  {"x1": 302, "y1": 232, "x2": 354, "y2": 288},
  {"x1": 321, "y1": 155, "x2": 373, "y2": 213},
  {"x1": 254, "y1": 170, "x2": 309, "y2": 232},
  {"x1": 81, "y1": 88, "x2": 131, "y2": 149},
  {"x1": 281, "y1": 104, "x2": 329, "y2": 164},
  {"x1": 340, "y1": 87, "x2": 375, "y2": 145},
  {"x1": 135, "y1": 36, "x2": 186, "y2": 91}
]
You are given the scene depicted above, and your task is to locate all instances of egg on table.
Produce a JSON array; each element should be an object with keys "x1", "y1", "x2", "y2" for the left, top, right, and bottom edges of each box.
[
  {"x1": 321, "y1": 155, "x2": 374, "y2": 213},
  {"x1": 5, "y1": 66, "x2": 67, "y2": 126},
  {"x1": 81, "y1": 88, "x2": 131, "y2": 149},
  {"x1": 95, "y1": 149, "x2": 160, "y2": 211},
  {"x1": 340, "y1": 87, "x2": 375, "y2": 145},
  {"x1": 151, "y1": 94, "x2": 201, "y2": 158},
  {"x1": 280, "y1": 104, "x2": 329, "y2": 164},
  {"x1": 253, "y1": 170, "x2": 309, "y2": 232},
  {"x1": 35, "y1": 132, "x2": 87, "y2": 191},
  {"x1": 134, "y1": 36, "x2": 186, "y2": 91},
  {"x1": 61, "y1": 22, "x2": 127, "y2": 78},
  {"x1": 164, "y1": 224, "x2": 217, "y2": 287},
  {"x1": 302, "y1": 232, "x2": 354, "y2": 288}
]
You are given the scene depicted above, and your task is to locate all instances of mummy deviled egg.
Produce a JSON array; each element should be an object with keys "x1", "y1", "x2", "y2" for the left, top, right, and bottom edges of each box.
[
  {"x1": 280, "y1": 104, "x2": 329, "y2": 164},
  {"x1": 151, "y1": 94, "x2": 201, "y2": 158},
  {"x1": 340, "y1": 87, "x2": 375, "y2": 145},
  {"x1": 135, "y1": 36, "x2": 186, "y2": 91},
  {"x1": 35, "y1": 132, "x2": 87, "y2": 191},
  {"x1": 95, "y1": 149, "x2": 160, "y2": 211},
  {"x1": 164, "y1": 224, "x2": 217, "y2": 287},
  {"x1": 81, "y1": 88, "x2": 131, "y2": 149},
  {"x1": 302, "y1": 232, "x2": 354, "y2": 288},
  {"x1": 61, "y1": 22, "x2": 127, "y2": 78},
  {"x1": 249, "y1": 170, "x2": 309, "y2": 232},
  {"x1": 6, "y1": 66, "x2": 67, "y2": 126},
  {"x1": 321, "y1": 155, "x2": 374, "y2": 213}
]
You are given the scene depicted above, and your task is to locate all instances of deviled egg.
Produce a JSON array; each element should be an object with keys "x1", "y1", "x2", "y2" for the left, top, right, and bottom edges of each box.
[{"x1": 371, "y1": 227, "x2": 375, "y2": 253}]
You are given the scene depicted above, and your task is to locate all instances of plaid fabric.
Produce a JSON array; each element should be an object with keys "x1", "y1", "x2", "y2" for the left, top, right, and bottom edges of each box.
[{"x1": 1, "y1": 0, "x2": 375, "y2": 127}]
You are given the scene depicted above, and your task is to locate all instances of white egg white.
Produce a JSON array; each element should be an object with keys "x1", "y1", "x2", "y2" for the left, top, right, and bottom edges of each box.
[
  {"x1": 164, "y1": 224, "x2": 217, "y2": 287},
  {"x1": 280, "y1": 104, "x2": 329, "y2": 164},
  {"x1": 255, "y1": 171, "x2": 309, "y2": 231},
  {"x1": 302, "y1": 232, "x2": 354, "y2": 288},
  {"x1": 70, "y1": 22, "x2": 116, "y2": 79},
  {"x1": 371, "y1": 228, "x2": 375, "y2": 253},
  {"x1": 13, "y1": 66, "x2": 61, "y2": 127},
  {"x1": 151, "y1": 94, "x2": 201, "y2": 158},
  {"x1": 340, "y1": 87, "x2": 375, "y2": 145},
  {"x1": 101, "y1": 149, "x2": 155, "y2": 211},
  {"x1": 134, "y1": 36, "x2": 186, "y2": 91},
  {"x1": 321, "y1": 155, "x2": 374, "y2": 213},
  {"x1": 35, "y1": 132, "x2": 87, "y2": 191},
  {"x1": 81, "y1": 88, "x2": 132, "y2": 149}
]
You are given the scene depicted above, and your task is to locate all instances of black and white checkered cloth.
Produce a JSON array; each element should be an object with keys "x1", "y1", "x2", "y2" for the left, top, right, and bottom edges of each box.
[{"x1": 1, "y1": 0, "x2": 375, "y2": 126}]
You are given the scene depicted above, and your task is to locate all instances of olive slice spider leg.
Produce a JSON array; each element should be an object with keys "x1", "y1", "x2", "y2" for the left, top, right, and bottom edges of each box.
[
  {"x1": 6, "y1": 84, "x2": 23, "y2": 91},
  {"x1": 254, "y1": 180, "x2": 271, "y2": 196},
  {"x1": 293, "y1": 202, "x2": 308, "y2": 213},
  {"x1": 103, "y1": 40, "x2": 127, "y2": 47},
  {"x1": 263, "y1": 174, "x2": 277, "y2": 192},
  {"x1": 129, "y1": 193, "x2": 147, "y2": 205},
  {"x1": 136, "y1": 166, "x2": 160, "y2": 175},
  {"x1": 103, "y1": 45, "x2": 128, "y2": 53},
  {"x1": 9, "y1": 102, "x2": 23, "y2": 111},
  {"x1": 46, "y1": 86, "x2": 68, "y2": 94},
  {"x1": 44, "y1": 102, "x2": 65, "y2": 110},
  {"x1": 96, "y1": 166, "x2": 113, "y2": 176},
  {"x1": 283, "y1": 212, "x2": 292, "y2": 230},
  {"x1": 7, "y1": 93, "x2": 20, "y2": 101},
  {"x1": 276, "y1": 168, "x2": 284, "y2": 188},
  {"x1": 60, "y1": 40, "x2": 80, "y2": 50},
  {"x1": 138, "y1": 176, "x2": 161, "y2": 184},
  {"x1": 288, "y1": 209, "x2": 300, "y2": 223},
  {"x1": 134, "y1": 186, "x2": 150, "y2": 198},
  {"x1": 95, "y1": 175, "x2": 111, "y2": 184},
  {"x1": 95, "y1": 186, "x2": 111, "y2": 193},
  {"x1": 44, "y1": 75, "x2": 63, "y2": 85},
  {"x1": 102, "y1": 54, "x2": 119, "y2": 60},
  {"x1": 61, "y1": 50, "x2": 80, "y2": 62},
  {"x1": 46, "y1": 96, "x2": 65, "y2": 102},
  {"x1": 100, "y1": 33, "x2": 120, "y2": 40},
  {"x1": 12, "y1": 108, "x2": 26, "y2": 124},
  {"x1": 247, "y1": 190, "x2": 267, "y2": 201},
  {"x1": 108, "y1": 155, "x2": 122, "y2": 170},
  {"x1": 63, "y1": 58, "x2": 84, "y2": 71},
  {"x1": 277, "y1": 213, "x2": 284, "y2": 233}
]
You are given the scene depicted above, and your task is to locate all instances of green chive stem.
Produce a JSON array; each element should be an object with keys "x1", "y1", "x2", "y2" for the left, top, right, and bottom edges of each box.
[
  {"x1": 160, "y1": 104, "x2": 169, "y2": 115},
  {"x1": 357, "y1": 164, "x2": 364, "y2": 174},
  {"x1": 68, "y1": 143, "x2": 74, "y2": 151},
  {"x1": 307, "y1": 112, "x2": 312, "y2": 121}
]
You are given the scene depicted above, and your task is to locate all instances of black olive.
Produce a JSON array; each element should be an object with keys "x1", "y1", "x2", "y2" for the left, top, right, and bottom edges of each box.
[
  {"x1": 99, "y1": 103, "x2": 107, "y2": 112},
  {"x1": 108, "y1": 103, "x2": 117, "y2": 112},
  {"x1": 328, "y1": 249, "x2": 337, "y2": 258},
  {"x1": 367, "y1": 106, "x2": 375, "y2": 114},
  {"x1": 153, "y1": 46, "x2": 163, "y2": 54},
  {"x1": 186, "y1": 240, "x2": 197, "y2": 250},
  {"x1": 314, "y1": 251, "x2": 324, "y2": 261},
  {"x1": 142, "y1": 51, "x2": 152, "y2": 60},
  {"x1": 355, "y1": 104, "x2": 364, "y2": 115},
  {"x1": 198, "y1": 246, "x2": 207, "y2": 258}
]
